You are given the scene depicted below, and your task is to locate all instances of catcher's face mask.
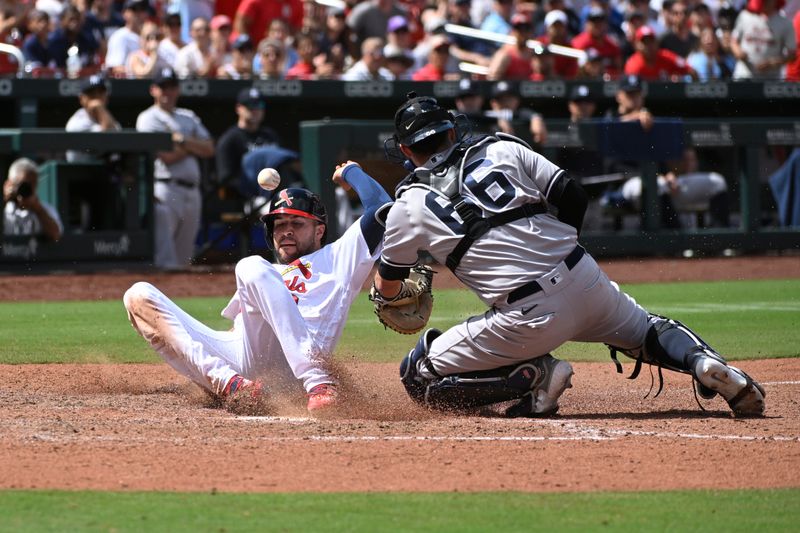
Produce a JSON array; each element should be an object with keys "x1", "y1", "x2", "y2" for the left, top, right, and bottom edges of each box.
[{"x1": 261, "y1": 188, "x2": 328, "y2": 250}]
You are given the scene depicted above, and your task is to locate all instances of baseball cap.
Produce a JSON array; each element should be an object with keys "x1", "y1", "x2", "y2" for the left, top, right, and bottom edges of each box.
[
  {"x1": 153, "y1": 66, "x2": 179, "y2": 87},
  {"x1": 232, "y1": 34, "x2": 254, "y2": 52},
  {"x1": 424, "y1": 17, "x2": 447, "y2": 34},
  {"x1": 635, "y1": 25, "x2": 656, "y2": 42},
  {"x1": 619, "y1": 74, "x2": 643, "y2": 92},
  {"x1": 456, "y1": 78, "x2": 478, "y2": 98},
  {"x1": 80, "y1": 74, "x2": 108, "y2": 94},
  {"x1": 491, "y1": 80, "x2": 517, "y2": 98},
  {"x1": 210, "y1": 14, "x2": 232, "y2": 30},
  {"x1": 569, "y1": 84, "x2": 594, "y2": 102},
  {"x1": 387, "y1": 15, "x2": 409, "y2": 33},
  {"x1": 510, "y1": 12, "x2": 533, "y2": 28},
  {"x1": 429, "y1": 34, "x2": 451, "y2": 50},
  {"x1": 237, "y1": 86, "x2": 265, "y2": 109},
  {"x1": 544, "y1": 9, "x2": 568, "y2": 28},
  {"x1": 384, "y1": 43, "x2": 415, "y2": 66},
  {"x1": 327, "y1": 6, "x2": 345, "y2": 17},
  {"x1": 587, "y1": 6, "x2": 607, "y2": 20}
]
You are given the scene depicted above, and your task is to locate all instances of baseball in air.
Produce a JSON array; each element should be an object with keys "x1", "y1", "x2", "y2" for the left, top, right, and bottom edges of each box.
[{"x1": 257, "y1": 168, "x2": 281, "y2": 191}]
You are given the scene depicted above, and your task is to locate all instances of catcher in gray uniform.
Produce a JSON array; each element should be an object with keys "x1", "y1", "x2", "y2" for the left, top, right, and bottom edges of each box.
[{"x1": 369, "y1": 92, "x2": 766, "y2": 418}]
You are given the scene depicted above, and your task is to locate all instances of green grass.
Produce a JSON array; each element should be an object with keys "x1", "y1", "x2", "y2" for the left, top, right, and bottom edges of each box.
[
  {"x1": 0, "y1": 489, "x2": 797, "y2": 532},
  {"x1": 0, "y1": 279, "x2": 798, "y2": 364}
]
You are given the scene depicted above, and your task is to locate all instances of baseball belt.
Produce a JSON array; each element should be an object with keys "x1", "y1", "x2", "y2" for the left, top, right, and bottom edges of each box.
[{"x1": 506, "y1": 245, "x2": 586, "y2": 305}]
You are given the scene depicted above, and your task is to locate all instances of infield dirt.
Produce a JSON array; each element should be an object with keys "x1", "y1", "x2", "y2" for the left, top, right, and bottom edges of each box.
[{"x1": 0, "y1": 255, "x2": 798, "y2": 493}]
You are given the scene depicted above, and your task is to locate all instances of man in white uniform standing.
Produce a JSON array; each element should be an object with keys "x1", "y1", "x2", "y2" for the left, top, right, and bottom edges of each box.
[
  {"x1": 136, "y1": 67, "x2": 214, "y2": 270},
  {"x1": 369, "y1": 92, "x2": 766, "y2": 418},
  {"x1": 123, "y1": 164, "x2": 391, "y2": 413}
]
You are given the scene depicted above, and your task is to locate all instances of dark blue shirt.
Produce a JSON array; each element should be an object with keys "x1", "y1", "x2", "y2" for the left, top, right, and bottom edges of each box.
[{"x1": 46, "y1": 28, "x2": 100, "y2": 68}]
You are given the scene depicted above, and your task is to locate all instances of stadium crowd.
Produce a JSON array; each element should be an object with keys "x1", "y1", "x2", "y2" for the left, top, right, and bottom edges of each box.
[{"x1": 0, "y1": 0, "x2": 796, "y2": 81}]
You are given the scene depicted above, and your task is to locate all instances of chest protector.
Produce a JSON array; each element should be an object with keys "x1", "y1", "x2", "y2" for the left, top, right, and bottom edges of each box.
[{"x1": 396, "y1": 133, "x2": 547, "y2": 271}]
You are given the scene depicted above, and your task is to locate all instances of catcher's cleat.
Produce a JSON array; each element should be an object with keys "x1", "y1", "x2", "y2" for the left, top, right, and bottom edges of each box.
[
  {"x1": 307, "y1": 383, "x2": 338, "y2": 412},
  {"x1": 505, "y1": 355, "x2": 574, "y2": 418},
  {"x1": 693, "y1": 357, "x2": 765, "y2": 417},
  {"x1": 223, "y1": 374, "x2": 267, "y2": 415}
]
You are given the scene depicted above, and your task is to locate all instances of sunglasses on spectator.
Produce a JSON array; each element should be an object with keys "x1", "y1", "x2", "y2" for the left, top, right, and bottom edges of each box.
[{"x1": 146, "y1": 33, "x2": 163, "y2": 40}]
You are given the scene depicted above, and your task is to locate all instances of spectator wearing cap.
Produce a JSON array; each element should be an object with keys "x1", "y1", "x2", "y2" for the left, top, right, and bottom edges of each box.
[
  {"x1": 575, "y1": 47, "x2": 606, "y2": 79},
  {"x1": 624, "y1": 25, "x2": 696, "y2": 80},
  {"x1": 65, "y1": 75, "x2": 121, "y2": 162},
  {"x1": 105, "y1": 0, "x2": 149, "y2": 77},
  {"x1": 386, "y1": 15, "x2": 414, "y2": 55},
  {"x1": 384, "y1": 43, "x2": 415, "y2": 79},
  {"x1": 346, "y1": 0, "x2": 408, "y2": 52},
  {"x1": 536, "y1": 9, "x2": 579, "y2": 78},
  {"x1": 234, "y1": 0, "x2": 303, "y2": 45},
  {"x1": 342, "y1": 36, "x2": 394, "y2": 80},
  {"x1": 658, "y1": 0, "x2": 698, "y2": 58},
  {"x1": 217, "y1": 34, "x2": 255, "y2": 79},
  {"x1": 256, "y1": 38, "x2": 286, "y2": 79},
  {"x1": 22, "y1": 10, "x2": 55, "y2": 71},
  {"x1": 730, "y1": 0, "x2": 796, "y2": 79},
  {"x1": 609, "y1": 75, "x2": 653, "y2": 131},
  {"x1": 135, "y1": 67, "x2": 214, "y2": 270},
  {"x1": 579, "y1": 0, "x2": 625, "y2": 39},
  {"x1": 413, "y1": 34, "x2": 459, "y2": 80},
  {"x1": 620, "y1": 9, "x2": 647, "y2": 62},
  {"x1": 158, "y1": 11, "x2": 185, "y2": 68},
  {"x1": 687, "y1": 27, "x2": 733, "y2": 80},
  {"x1": 47, "y1": 5, "x2": 101, "y2": 72},
  {"x1": 286, "y1": 32, "x2": 319, "y2": 80},
  {"x1": 126, "y1": 20, "x2": 172, "y2": 78},
  {"x1": 488, "y1": 80, "x2": 548, "y2": 145},
  {"x1": 487, "y1": 12, "x2": 536, "y2": 79},
  {"x1": 543, "y1": 0, "x2": 582, "y2": 36},
  {"x1": 480, "y1": 0, "x2": 516, "y2": 40},
  {"x1": 209, "y1": 15, "x2": 233, "y2": 67},
  {"x1": 174, "y1": 17, "x2": 218, "y2": 78},
  {"x1": 571, "y1": 5, "x2": 623, "y2": 78},
  {"x1": 216, "y1": 86, "x2": 283, "y2": 200}
]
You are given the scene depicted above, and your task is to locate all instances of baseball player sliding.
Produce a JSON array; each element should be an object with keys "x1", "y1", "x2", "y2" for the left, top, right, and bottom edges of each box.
[
  {"x1": 123, "y1": 165, "x2": 391, "y2": 413},
  {"x1": 367, "y1": 92, "x2": 765, "y2": 418}
]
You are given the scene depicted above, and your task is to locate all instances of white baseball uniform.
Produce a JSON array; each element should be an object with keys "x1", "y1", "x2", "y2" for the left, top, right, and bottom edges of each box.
[
  {"x1": 381, "y1": 136, "x2": 650, "y2": 377},
  {"x1": 124, "y1": 215, "x2": 383, "y2": 396}
]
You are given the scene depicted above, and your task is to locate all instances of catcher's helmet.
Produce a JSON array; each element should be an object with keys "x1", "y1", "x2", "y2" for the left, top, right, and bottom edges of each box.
[
  {"x1": 393, "y1": 92, "x2": 455, "y2": 147},
  {"x1": 260, "y1": 188, "x2": 328, "y2": 249}
]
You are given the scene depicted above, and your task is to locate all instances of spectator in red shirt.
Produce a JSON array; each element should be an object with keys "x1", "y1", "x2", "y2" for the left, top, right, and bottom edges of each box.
[
  {"x1": 487, "y1": 12, "x2": 535, "y2": 80},
  {"x1": 536, "y1": 9, "x2": 578, "y2": 78},
  {"x1": 624, "y1": 25, "x2": 696, "y2": 80},
  {"x1": 571, "y1": 6, "x2": 622, "y2": 78},
  {"x1": 233, "y1": 0, "x2": 304, "y2": 44},
  {"x1": 286, "y1": 32, "x2": 318, "y2": 80},
  {"x1": 412, "y1": 34, "x2": 456, "y2": 81}
]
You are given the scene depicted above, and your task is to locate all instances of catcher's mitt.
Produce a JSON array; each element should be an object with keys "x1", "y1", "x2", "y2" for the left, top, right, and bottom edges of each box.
[{"x1": 369, "y1": 265, "x2": 434, "y2": 335}]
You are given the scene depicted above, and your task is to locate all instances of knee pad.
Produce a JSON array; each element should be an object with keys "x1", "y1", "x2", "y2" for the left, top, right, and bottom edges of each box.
[{"x1": 399, "y1": 328, "x2": 442, "y2": 404}]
